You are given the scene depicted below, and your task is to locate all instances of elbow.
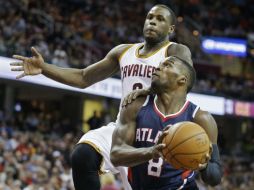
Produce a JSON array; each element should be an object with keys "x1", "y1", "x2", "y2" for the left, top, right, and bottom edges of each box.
[
  {"x1": 207, "y1": 176, "x2": 222, "y2": 187},
  {"x1": 110, "y1": 149, "x2": 121, "y2": 167},
  {"x1": 79, "y1": 69, "x2": 90, "y2": 89},
  {"x1": 201, "y1": 170, "x2": 223, "y2": 187},
  {"x1": 78, "y1": 83, "x2": 88, "y2": 89}
]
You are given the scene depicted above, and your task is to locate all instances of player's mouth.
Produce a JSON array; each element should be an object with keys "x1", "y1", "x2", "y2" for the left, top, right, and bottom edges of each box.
[
  {"x1": 147, "y1": 29, "x2": 155, "y2": 33},
  {"x1": 146, "y1": 28, "x2": 157, "y2": 34}
]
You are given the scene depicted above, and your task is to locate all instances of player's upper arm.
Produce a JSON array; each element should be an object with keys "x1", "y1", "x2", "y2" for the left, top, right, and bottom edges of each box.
[
  {"x1": 81, "y1": 44, "x2": 132, "y2": 88},
  {"x1": 112, "y1": 97, "x2": 146, "y2": 147},
  {"x1": 193, "y1": 109, "x2": 218, "y2": 144},
  {"x1": 167, "y1": 43, "x2": 193, "y2": 66}
]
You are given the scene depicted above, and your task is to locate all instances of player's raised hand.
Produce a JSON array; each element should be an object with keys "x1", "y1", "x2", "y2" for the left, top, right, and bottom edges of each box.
[{"x1": 10, "y1": 47, "x2": 44, "y2": 79}]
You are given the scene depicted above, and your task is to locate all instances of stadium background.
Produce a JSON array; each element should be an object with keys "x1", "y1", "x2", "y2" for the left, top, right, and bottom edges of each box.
[{"x1": 0, "y1": 0, "x2": 254, "y2": 189}]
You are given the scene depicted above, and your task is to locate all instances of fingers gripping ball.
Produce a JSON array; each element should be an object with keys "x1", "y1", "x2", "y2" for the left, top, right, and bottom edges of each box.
[{"x1": 162, "y1": 122, "x2": 210, "y2": 170}]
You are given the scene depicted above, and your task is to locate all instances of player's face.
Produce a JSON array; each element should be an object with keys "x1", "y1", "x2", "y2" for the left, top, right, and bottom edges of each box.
[
  {"x1": 152, "y1": 57, "x2": 186, "y2": 92},
  {"x1": 143, "y1": 6, "x2": 173, "y2": 43}
]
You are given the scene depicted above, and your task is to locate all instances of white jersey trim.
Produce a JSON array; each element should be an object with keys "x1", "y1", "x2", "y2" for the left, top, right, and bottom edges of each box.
[
  {"x1": 192, "y1": 106, "x2": 200, "y2": 118},
  {"x1": 154, "y1": 95, "x2": 189, "y2": 118}
]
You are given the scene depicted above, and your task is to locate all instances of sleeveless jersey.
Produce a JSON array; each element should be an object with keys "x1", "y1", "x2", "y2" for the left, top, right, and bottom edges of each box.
[
  {"x1": 119, "y1": 42, "x2": 173, "y2": 99},
  {"x1": 129, "y1": 95, "x2": 200, "y2": 190}
]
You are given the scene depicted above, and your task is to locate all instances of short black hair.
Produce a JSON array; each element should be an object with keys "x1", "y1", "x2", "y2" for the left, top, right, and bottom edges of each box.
[
  {"x1": 155, "y1": 4, "x2": 176, "y2": 25},
  {"x1": 174, "y1": 56, "x2": 196, "y2": 93}
]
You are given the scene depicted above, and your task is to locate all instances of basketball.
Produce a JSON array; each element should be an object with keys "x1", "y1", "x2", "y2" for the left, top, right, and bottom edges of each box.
[{"x1": 162, "y1": 121, "x2": 211, "y2": 170}]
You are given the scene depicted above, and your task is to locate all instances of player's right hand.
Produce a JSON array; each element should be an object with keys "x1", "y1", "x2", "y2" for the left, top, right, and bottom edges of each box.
[
  {"x1": 150, "y1": 143, "x2": 166, "y2": 159},
  {"x1": 10, "y1": 47, "x2": 44, "y2": 79}
]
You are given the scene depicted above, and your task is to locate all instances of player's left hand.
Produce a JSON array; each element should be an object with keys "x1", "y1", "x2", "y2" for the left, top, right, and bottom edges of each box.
[
  {"x1": 122, "y1": 88, "x2": 150, "y2": 107},
  {"x1": 198, "y1": 143, "x2": 213, "y2": 170}
]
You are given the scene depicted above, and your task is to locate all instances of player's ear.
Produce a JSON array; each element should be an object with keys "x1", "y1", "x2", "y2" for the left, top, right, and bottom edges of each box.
[
  {"x1": 168, "y1": 25, "x2": 175, "y2": 34},
  {"x1": 178, "y1": 75, "x2": 187, "y2": 86}
]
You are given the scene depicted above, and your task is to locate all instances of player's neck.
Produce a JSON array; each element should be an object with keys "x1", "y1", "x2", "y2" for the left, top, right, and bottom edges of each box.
[
  {"x1": 141, "y1": 40, "x2": 169, "y2": 54},
  {"x1": 155, "y1": 92, "x2": 186, "y2": 116}
]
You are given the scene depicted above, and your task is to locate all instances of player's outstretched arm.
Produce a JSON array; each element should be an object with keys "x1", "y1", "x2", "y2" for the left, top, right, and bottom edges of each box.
[
  {"x1": 194, "y1": 110, "x2": 223, "y2": 186},
  {"x1": 110, "y1": 97, "x2": 166, "y2": 167},
  {"x1": 10, "y1": 44, "x2": 131, "y2": 88}
]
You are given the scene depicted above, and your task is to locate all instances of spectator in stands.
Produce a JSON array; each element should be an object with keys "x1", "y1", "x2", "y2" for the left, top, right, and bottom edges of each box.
[{"x1": 87, "y1": 110, "x2": 102, "y2": 130}]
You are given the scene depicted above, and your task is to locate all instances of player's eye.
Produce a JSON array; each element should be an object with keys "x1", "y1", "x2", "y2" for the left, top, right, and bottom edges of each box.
[
  {"x1": 147, "y1": 14, "x2": 153, "y2": 20},
  {"x1": 163, "y1": 62, "x2": 171, "y2": 67},
  {"x1": 157, "y1": 16, "x2": 165, "y2": 21}
]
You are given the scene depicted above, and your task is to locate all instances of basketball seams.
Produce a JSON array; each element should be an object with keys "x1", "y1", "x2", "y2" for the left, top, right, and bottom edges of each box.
[
  {"x1": 168, "y1": 132, "x2": 206, "y2": 153},
  {"x1": 162, "y1": 122, "x2": 210, "y2": 170},
  {"x1": 165, "y1": 124, "x2": 183, "y2": 148},
  {"x1": 162, "y1": 124, "x2": 183, "y2": 157},
  {"x1": 172, "y1": 156, "x2": 196, "y2": 170},
  {"x1": 170, "y1": 156, "x2": 190, "y2": 170},
  {"x1": 172, "y1": 149, "x2": 208, "y2": 156}
]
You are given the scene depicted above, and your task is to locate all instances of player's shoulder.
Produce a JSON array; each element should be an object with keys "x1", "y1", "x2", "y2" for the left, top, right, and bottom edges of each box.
[
  {"x1": 193, "y1": 109, "x2": 217, "y2": 128},
  {"x1": 112, "y1": 44, "x2": 134, "y2": 54},
  {"x1": 120, "y1": 96, "x2": 148, "y2": 123},
  {"x1": 108, "y1": 44, "x2": 134, "y2": 61},
  {"x1": 122, "y1": 96, "x2": 148, "y2": 113},
  {"x1": 193, "y1": 109, "x2": 218, "y2": 143},
  {"x1": 167, "y1": 42, "x2": 190, "y2": 54},
  {"x1": 194, "y1": 109, "x2": 212, "y2": 120},
  {"x1": 167, "y1": 42, "x2": 192, "y2": 65}
]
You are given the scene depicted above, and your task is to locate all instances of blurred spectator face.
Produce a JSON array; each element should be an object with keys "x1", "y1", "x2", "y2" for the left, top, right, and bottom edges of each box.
[
  {"x1": 52, "y1": 49, "x2": 69, "y2": 68},
  {"x1": 143, "y1": 6, "x2": 174, "y2": 43}
]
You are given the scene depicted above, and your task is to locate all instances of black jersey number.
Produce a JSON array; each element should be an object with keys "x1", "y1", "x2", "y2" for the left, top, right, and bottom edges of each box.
[{"x1": 132, "y1": 83, "x2": 143, "y2": 90}]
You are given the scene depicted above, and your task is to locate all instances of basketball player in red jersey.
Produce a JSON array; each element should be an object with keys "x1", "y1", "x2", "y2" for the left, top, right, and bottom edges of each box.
[
  {"x1": 111, "y1": 56, "x2": 223, "y2": 190},
  {"x1": 11, "y1": 4, "x2": 194, "y2": 190}
]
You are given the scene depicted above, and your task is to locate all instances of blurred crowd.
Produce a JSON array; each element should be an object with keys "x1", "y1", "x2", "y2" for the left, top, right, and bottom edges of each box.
[
  {"x1": 1, "y1": 0, "x2": 253, "y2": 62},
  {"x1": 0, "y1": 105, "x2": 254, "y2": 189},
  {"x1": 0, "y1": 0, "x2": 254, "y2": 100},
  {"x1": 0, "y1": 108, "x2": 77, "y2": 190},
  {"x1": 0, "y1": 107, "x2": 124, "y2": 190},
  {"x1": 193, "y1": 73, "x2": 254, "y2": 101},
  {"x1": 174, "y1": 0, "x2": 253, "y2": 38},
  {"x1": 1, "y1": 0, "x2": 254, "y2": 189}
]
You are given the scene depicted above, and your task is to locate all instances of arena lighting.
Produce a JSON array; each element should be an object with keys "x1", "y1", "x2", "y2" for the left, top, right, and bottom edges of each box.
[
  {"x1": 193, "y1": 30, "x2": 199, "y2": 36},
  {"x1": 225, "y1": 99, "x2": 254, "y2": 118},
  {"x1": 202, "y1": 36, "x2": 247, "y2": 57},
  {"x1": 0, "y1": 56, "x2": 244, "y2": 116}
]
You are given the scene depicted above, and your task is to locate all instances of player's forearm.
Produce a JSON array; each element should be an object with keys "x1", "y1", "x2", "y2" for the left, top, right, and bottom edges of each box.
[
  {"x1": 200, "y1": 144, "x2": 223, "y2": 186},
  {"x1": 41, "y1": 63, "x2": 86, "y2": 88},
  {"x1": 111, "y1": 145, "x2": 153, "y2": 167}
]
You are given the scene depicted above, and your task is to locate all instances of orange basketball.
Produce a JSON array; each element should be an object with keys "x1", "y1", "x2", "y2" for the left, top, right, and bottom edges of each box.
[{"x1": 162, "y1": 121, "x2": 210, "y2": 170}]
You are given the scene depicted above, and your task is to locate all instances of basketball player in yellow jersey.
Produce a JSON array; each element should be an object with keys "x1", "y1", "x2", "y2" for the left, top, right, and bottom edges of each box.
[{"x1": 11, "y1": 4, "x2": 192, "y2": 190}]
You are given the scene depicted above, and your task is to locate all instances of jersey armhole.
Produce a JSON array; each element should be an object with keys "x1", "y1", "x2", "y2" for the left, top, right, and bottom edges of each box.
[
  {"x1": 118, "y1": 44, "x2": 135, "y2": 62},
  {"x1": 192, "y1": 106, "x2": 200, "y2": 118}
]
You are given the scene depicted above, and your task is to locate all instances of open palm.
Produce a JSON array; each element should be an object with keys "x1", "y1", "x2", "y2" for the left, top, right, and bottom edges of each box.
[{"x1": 10, "y1": 47, "x2": 44, "y2": 79}]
